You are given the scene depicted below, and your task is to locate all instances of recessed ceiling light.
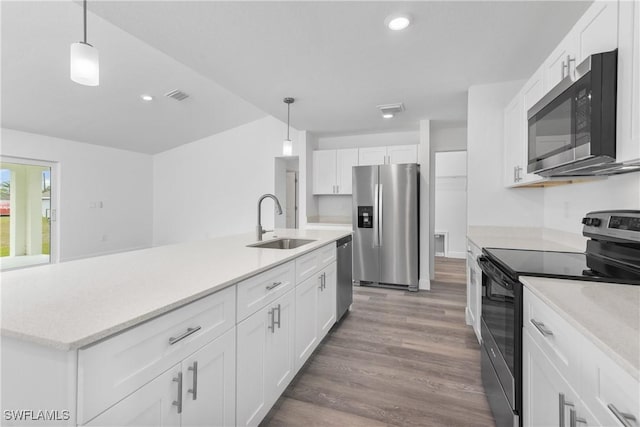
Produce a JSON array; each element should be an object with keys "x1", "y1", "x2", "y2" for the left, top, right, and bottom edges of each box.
[
  {"x1": 140, "y1": 94, "x2": 153, "y2": 102},
  {"x1": 386, "y1": 15, "x2": 411, "y2": 31}
]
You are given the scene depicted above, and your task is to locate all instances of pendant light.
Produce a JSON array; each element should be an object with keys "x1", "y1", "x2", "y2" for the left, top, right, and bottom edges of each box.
[
  {"x1": 70, "y1": 0, "x2": 99, "y2": 86},
  {"x1": 282, "y1": 97, "x2": 295, "y2": 156}
]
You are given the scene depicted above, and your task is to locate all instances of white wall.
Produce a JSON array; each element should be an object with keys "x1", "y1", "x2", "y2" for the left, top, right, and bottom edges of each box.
[
  {"x1": 153, "y1": 116, "x2": 299, "y2": 245},
  {"x1": 317, "y1": 130, "x2": 419, "y2": 150},
  {"x1": 467, "y1": 81, "x2": 545, "y2": 227},
  {"x1": 1, "y1": 128, "x2": 153, "y2": 261},
  {"x1": 435, "y1": 151, "x2": 467, "y2": 259},
  {"x1": 543, "y1": 173, "x2": 640, "y2": 234},
  {"x1": 430, "y1": 121, "x2": 467, "y2": 152}
]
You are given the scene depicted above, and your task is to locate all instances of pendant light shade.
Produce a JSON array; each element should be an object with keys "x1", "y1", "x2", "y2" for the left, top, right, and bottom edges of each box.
[
  {"x1": 70, "y1": 0, "x2": 99, "y2": 86},
  {"x1": 283, "y1": 97, "x2": 295, "y2": 156},
  {"x1": 70, "y1": 42, "x2": 99, "y2": 86}
]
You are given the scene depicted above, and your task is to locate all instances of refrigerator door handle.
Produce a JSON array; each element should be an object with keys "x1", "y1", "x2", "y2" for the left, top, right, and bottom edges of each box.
[
  {"x1": 373, "y1": 183, "x2": 379, "y2": 247},
  {"x1": 378, "y1": 183, "x2": 383, "y2": 246}
]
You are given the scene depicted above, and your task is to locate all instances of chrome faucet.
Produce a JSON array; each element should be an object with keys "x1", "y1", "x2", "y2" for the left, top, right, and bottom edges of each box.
[{"x1": 256, "y1": 194, "x2": 283, "y2": 241}]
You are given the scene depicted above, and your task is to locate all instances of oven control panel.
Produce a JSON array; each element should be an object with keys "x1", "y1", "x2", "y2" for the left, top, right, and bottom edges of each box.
[{"x1": 582, "y1": 210, "x2": 640, "y2": 243}]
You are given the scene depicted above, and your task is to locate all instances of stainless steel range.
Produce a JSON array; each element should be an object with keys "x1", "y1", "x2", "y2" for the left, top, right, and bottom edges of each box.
[{"x1": 478, "y1": 210, "x2": 640, "y2": 427}]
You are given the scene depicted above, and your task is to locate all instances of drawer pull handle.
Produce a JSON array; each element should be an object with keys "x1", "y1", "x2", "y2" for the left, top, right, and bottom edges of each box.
[
  {"x1": 188, "y1": 361, "x2": 198, "y2": 401},
  {"x1": 559, "y1": 393, "x2": 574, "y2": 427},
  {"x1": 172, "y1": 372, "x2": 183, "y2": 414},
  {"x1": 531, "y1": 319, "x2": 554, "y2": 337},
  {"x1": 266, "y1": 281, "x2": 283, "y2": 290},
  {"x1": 169, "y1": 326, "x2": 202, "y2": 345},
  {"x1": 608, "y1": 404, "x2": 637, "y2": 427}
]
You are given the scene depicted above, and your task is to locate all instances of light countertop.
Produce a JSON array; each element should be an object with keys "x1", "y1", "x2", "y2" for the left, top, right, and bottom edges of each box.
[
  {"x1": 521, "y1": 276, "x2": 640, "y2": 381},
  {"x1": 468, "y1": 226, "x2": 585, "y2": 252},
  {"x1": 0, "y1": 229, "x2": 350, "y2": 351}
]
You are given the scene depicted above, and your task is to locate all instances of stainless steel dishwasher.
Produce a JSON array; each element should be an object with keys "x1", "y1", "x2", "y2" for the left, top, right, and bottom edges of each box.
[{"x1": 336, "y1": 234, "x2": 353, "y2": 321}]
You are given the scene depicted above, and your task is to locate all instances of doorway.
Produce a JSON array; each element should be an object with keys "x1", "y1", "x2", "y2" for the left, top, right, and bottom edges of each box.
[
  {"x1": 0, "y1": 157, "x2": 57, "y2": 270},
  {"x1": 274, "y1": 157, "x2": 299, "y2": 229},
  {"x1": 434, "y1": 151, "x2": 467, "y2": 260}
]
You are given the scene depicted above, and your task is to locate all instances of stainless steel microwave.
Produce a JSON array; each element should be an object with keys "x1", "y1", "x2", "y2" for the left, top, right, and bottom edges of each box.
[{"x1": 527, "y1": 50, "x2": 617, "y2": 177}]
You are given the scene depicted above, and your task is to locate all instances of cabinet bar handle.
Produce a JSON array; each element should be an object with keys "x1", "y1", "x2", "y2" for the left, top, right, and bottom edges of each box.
[
  {"x1": 569, "y1": 408, "x2": 586, "y2": 427},
  {"x1": 188, "y1": 361, "x2": 198, "y2": 401},
  {"x1": 608, "y1": 404, "x2": 637, "y2": 427},
  {"x1": 266, "y1": 281, "x2": 282, "y2": 290},
  {"x1": 268, "y1": 308, "x2": 275, "y2": 333},
  {"x1": 275, "y1": 304, "x2": 281, "y2": 329},
  {"x1": 172, "y1": 372, "x2": 183, "y2": 414},
  {"x1": 531, "y1": 319, "x2": 554, "y2": 337},
  {"x1": 559, "y1": 393, "x2": 574, "y2": 427},
  {"x1": 169, "y1": 326, "x2": 202, "y2": 345}
]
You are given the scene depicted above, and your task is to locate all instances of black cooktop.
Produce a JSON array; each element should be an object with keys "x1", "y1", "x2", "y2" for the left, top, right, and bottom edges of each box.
[{"x1": 483, "y1": 248, "x2": 640, "y2": 285}]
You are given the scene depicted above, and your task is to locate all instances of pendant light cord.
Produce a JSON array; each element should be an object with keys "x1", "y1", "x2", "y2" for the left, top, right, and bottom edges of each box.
[{"x1": 83, "y1": 0, "x2": 87, "y2": 44}]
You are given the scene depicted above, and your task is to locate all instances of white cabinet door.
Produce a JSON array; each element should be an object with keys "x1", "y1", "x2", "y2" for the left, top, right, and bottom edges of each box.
[
  {"x1": 466, "y1": 242, "x2": 482, "y2": 344},
  {"x1": 575, "y1": 0, "x2": 619, "y2": 63},
  {"x1": 317, "y1": 262, "x2": 337, "y2": 341},
  {"x1": 236, "y1": 306, "x2": 269, "y2": 427},
  {"x1": 616, "y1": 0, "x2": 640, "y2": 163},
  {"x1": 387, "y1": 145, "x2": 418, "y2": 164},
  {"x1": 264, "y1": 290, "x2": 296, "y2": 407},
  {"x1": 543, "y1": 34, "x2": 578, "y2": 91},
  {"x1": 85, "y1": 367, "x2": 181, "y2": 427},
  {"x1": 335, "y1": 148, "x2": 358, "y2": 194},
  {"x1": 237, "y1": 290, "x2": 295, "y2": 427},
  {"x1": 503, "y1": 94, "x2": 523, "y2": 186},
  {"x1": 523, "y1": 329, "x2": 579, "y2": 427},
  {"x1": 358, "y1": 147, "x2": 387, "y2": 166},
  {"x1": 181, "y1": 329, "x2": 236, "y2": 427},
  {"x1": 294, "y1": 274, "x2": 319, "y2": 371},
  {"x1": 313, "y1": 150, "x2": 337, "y2": 194}
]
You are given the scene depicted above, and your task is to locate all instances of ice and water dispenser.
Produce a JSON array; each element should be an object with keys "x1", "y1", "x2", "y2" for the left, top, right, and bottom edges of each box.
[{"x1": 357, "y1": 206, "x2": 374, "y2": 228}]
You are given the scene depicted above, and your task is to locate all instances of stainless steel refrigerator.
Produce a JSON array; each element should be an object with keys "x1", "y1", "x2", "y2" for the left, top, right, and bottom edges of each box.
[{"x1": 352, "y1": 163, "x2": 419, "y2": 292}]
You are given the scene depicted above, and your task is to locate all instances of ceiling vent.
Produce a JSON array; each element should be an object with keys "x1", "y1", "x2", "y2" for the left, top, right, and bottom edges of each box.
[
  {"x1": 165, "y1": 89, "x2": 190, "y2": 101},
  {"x1": 377, "y1": 102, "x2": 404, "y2": 119}
]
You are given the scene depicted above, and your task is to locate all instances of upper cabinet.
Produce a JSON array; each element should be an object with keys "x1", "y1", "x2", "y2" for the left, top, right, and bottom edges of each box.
[
  {"x1": 359, "y1": 145, "x2": 418, "y2": 166},
  {"x1": 314, "y1": 145, "x2": 419, "y2": 195},
  {"x1": 358, "y1": 146, "x2": 387, "y2": 166},
  {"x1": 503, "y1": 0, "x2": 639, "y2": 188},
  {"x1": 312, "y1": 148, "x2": 358, "y2": 195},
  {"x1": 617, "y1": 0, "x2": 640, "y2": 163},
  {"x1": 543, "y1": 0, "x2": 618, "y2": 91}
]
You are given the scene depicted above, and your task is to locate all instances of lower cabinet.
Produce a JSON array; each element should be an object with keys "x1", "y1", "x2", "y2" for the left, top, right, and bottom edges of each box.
[
  {"x1": 523, "y1": 287, "x2": 638, "y2": 427},
  {"x1": 236, "y1": 289, "x2": 295, "y2": 427},
  {"x1": 466, "y1": 239, "x2": 482, "y2": 343},
  {"x1": 294, "y1": 262, "x2": 336, "y2": 371},
  {"x1": 85, "y1": 328, "x2": 236, "y2": 427}
]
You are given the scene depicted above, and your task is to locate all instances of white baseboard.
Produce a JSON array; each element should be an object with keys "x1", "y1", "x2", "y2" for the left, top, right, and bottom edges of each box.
[{"x1": 447, "y1": 251, "x2": 466, "y2": 259}]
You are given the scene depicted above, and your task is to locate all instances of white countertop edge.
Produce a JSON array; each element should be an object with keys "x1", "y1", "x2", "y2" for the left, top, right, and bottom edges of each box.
[
  {"x1": 520, "y1": 276, "x2": 639, "y2": 381},
  {"x1": 1, "y1": 230, "x2": 352, "y2": 351}
]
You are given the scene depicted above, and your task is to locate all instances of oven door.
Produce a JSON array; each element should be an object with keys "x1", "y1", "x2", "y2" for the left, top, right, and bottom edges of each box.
[{"x1": 478, "y1": 256, "x2": 522, "y2": 414}]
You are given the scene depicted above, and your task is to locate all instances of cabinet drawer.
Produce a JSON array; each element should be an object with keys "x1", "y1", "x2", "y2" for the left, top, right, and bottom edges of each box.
[
  {"x1": 523, "y1": 287, "x2": 582, "y2": 388},
  {"x1": 237, "y1": 261, "x2": 295, "y2": 322},
  {"x1": 295, "y1": 244, "x2": 336, "y2": 284},
  {"x1": 581, "y1": 338, "x2": 639, "y2": 427},
  {"x1": 78, "y1": 285, "x2": 236, "y2": 424}
]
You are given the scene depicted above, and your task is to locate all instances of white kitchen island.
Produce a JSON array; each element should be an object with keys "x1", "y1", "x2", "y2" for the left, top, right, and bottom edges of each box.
[{"x1": 1, "y1": 229, "x2": 351, "y2": 426}]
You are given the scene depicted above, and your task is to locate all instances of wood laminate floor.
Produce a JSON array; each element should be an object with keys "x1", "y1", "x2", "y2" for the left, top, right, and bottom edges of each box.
[{"x1": 261, "y1": 257, "x2": 495, "y2": 427}]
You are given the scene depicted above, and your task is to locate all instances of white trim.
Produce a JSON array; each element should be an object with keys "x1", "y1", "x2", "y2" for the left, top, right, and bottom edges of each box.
[
  {"x1": 434, "y1": 230, "x2": 448, "y2": 257},
  {"x1": 447, "y1": 251, "x2": 467, "y2": 259},
  {"x1": 419, "y1": 278, "x2": 430, "y2": 291}
]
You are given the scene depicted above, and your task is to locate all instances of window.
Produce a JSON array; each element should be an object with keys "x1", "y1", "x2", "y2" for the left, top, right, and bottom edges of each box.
[{"x1": 0, "y1": 158, "x2": 57, "y2": 270}]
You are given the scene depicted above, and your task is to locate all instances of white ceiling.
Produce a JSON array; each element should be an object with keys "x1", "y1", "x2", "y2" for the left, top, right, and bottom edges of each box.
[
  {"x1": 1, "y1": 1, "x2": 266, "y2": 154},
  {"x1": 2, "y1": 1, "x2": 591, "y2": 153}
]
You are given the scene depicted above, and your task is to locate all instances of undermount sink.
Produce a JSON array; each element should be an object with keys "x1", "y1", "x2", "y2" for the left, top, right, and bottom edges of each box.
[{"x1": 248, "y1": 238, "x2": 316, "y2": 250}]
